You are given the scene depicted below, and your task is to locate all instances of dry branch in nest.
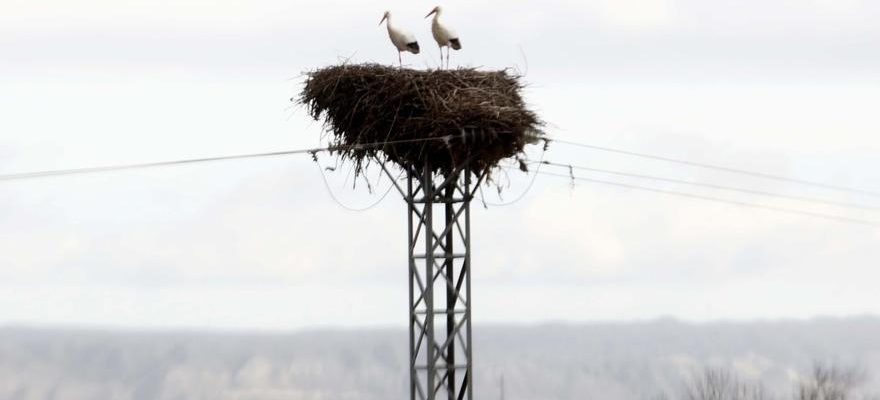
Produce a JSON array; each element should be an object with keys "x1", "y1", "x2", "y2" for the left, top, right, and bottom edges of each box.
[{"x1": 298, "y1": 63, "x2": 543, "y2": 177}]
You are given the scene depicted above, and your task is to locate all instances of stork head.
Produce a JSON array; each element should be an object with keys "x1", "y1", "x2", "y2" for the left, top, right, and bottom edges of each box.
[
  {"x1": 425, "y1": 6, "x2": 442, "y2": 18},
  {"x1": 379, "y1": 11, "x2": 390, "y2": 26}
]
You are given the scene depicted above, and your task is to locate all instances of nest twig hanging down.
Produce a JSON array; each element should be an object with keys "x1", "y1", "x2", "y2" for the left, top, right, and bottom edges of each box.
[{"x1": 298, "y1": 63, "x2": 543, "y2": 176}]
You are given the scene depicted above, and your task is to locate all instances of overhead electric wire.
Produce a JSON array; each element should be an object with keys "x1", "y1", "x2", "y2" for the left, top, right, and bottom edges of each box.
[
  {"x1": 4, "y1": 130, "x2": 877, "y2": 225},
  {"x1": 478, "y1": 145, "x2": 548, "y2": 207},
  {"x1": 314, "y1": 155, "x2": 398, "y2": 212},
  {"x1": 0, "y1": 136, "x2": 455, "y2": 182},
  {"x1": 532, "y1": 170, "x2": 879, "y2": 227},
  {"x1": 547, "y1": 137, "x2": 880, "y2": 198},
  {"x1": 533, "y1": 160, "x2": 880, "y2": 211}
]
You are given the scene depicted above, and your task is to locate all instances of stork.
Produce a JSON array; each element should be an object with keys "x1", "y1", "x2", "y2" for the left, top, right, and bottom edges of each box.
[
  {"x1": 379, "y1": 11, "x2": 420, "y2": 67},
  {"x1": 425, "y1": 6, "x2": 461, "y2": 69}
]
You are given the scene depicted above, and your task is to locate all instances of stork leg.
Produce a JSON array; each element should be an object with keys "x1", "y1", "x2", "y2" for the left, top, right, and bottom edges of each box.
[
  {"x1": 446, "y1": 47, "x2": 451, "y2": 69},
  {"x1": 398, "y1": 51, "x2": 402, "y2": 67},
  {"x1": 438, "y1": 45, "x2": 444, "y2": 70}
]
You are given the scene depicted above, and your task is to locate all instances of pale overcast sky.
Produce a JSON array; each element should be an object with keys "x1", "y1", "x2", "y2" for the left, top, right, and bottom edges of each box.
[{"x1": 1, "y1": 0, "x2": 879, "y2": 330}]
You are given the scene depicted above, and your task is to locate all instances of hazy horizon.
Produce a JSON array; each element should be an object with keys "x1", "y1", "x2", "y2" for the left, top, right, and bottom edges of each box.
[
  {"x1": 4, "y1": 313, "x2": 880, "y2": 334},
  {"x1": 3, "y1": 316, "x2": 880, "y2": 400}
]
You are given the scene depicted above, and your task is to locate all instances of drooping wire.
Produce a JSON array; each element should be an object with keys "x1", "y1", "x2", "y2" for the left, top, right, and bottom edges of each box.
[
  {"x1": 547, "y1": 137, "x2": 880, "y2": 198},
  {"x1": 531, "y1": 160, "x2": 880, "y2": 211},
  {"x1": 477, "y1": 140, "x2": 549, "y2": 207},
  {"x1": 531, "y1": 170, "x2": 879, "y2": 227},
  {"x1": 313, "y1": 154, "x2": 398, "y2": 212},
  {"x1": 0, "y1": 135, "x2": 455, "y2": 182}
]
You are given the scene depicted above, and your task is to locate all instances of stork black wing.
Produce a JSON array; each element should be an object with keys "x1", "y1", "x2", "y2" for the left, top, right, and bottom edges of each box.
[{"x1": 449, "y1": 38, "x2": 461, "y2": 50}]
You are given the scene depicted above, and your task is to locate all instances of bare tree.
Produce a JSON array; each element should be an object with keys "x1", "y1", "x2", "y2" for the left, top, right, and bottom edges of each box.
[
  {"x1": 659, "y1": 362, "x2": 875, "y2": 400},
  {"x1": 796, "y1": 362, "x2": 864, "y2": 400},
  {"x1": 684, "y1": 368, "x2": 772, "y2": 400}
]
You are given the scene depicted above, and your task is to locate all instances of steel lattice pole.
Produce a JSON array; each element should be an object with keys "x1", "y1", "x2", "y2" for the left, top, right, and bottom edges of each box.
[{"x1": 405, "y1": 160, "x2": 474, "y2": 400}]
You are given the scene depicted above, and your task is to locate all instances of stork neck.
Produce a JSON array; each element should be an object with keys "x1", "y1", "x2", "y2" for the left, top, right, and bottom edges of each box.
[{"x1": 385, "y1": 15, "x2": 396, "y2": 32}]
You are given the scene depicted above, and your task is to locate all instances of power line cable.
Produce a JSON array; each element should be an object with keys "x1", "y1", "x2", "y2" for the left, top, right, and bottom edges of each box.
[
  {"x1": 313, "y1": 155, "x2": 397, "y2": 212},
  {"x1": 5, "y1": 132, "x2": 876, "y2": 203},
  {"x1": 547, "y1": 137, "x2": 880, "y2": 198},
  {"x1": 478, "y1": 144, "x2": 548, "y2": 207},
  {"x1": 533, "y1": 160, "x2": 880, "y2": 211},
  {"x1": 532, "y1": 170, "x2": 879, "y2": 227},
  {"x1": 0, "y1": 136, "x2": 455, "y2": 182}
]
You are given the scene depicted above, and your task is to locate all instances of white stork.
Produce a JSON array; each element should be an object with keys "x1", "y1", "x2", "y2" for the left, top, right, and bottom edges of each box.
[
  {"x1": 425, "y1": 6, "x2": 461, "y2": 69},
  {"x1": 379, "y1": 11, "x2": 420, "y2": 67}
]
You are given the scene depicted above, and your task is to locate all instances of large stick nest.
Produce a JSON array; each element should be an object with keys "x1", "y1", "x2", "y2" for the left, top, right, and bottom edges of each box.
[{"x1": 299, "y1": 63, "x2": 543, "y2": 175}]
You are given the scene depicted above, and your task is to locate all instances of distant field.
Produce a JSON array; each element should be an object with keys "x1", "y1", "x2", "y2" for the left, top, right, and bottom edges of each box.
[{"x1": 2, "y1": 317, "x2": 879, "y2": 400}]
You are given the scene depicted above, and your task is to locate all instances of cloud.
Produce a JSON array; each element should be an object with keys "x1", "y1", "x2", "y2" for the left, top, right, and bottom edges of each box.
[
  {"x1": 0, "y1": 0, "x2": 879, "y2": 328},
  {"x1": 592, "y1": 0, "x2": 678, "y2": 30}
]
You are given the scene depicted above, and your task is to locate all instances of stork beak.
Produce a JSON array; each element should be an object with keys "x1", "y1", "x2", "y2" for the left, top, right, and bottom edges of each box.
[
  {"x1": 379, "y1": 15, "x2": 387, "y2": 26},
  {"x1": 424, "y1": 9, "x2": 437, "y2": 18}
]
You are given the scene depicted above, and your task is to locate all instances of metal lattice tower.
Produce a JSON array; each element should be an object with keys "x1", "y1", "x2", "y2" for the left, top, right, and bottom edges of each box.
[{"x1": 381, "y1": 158, "x2": 483, "y2": 400}]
